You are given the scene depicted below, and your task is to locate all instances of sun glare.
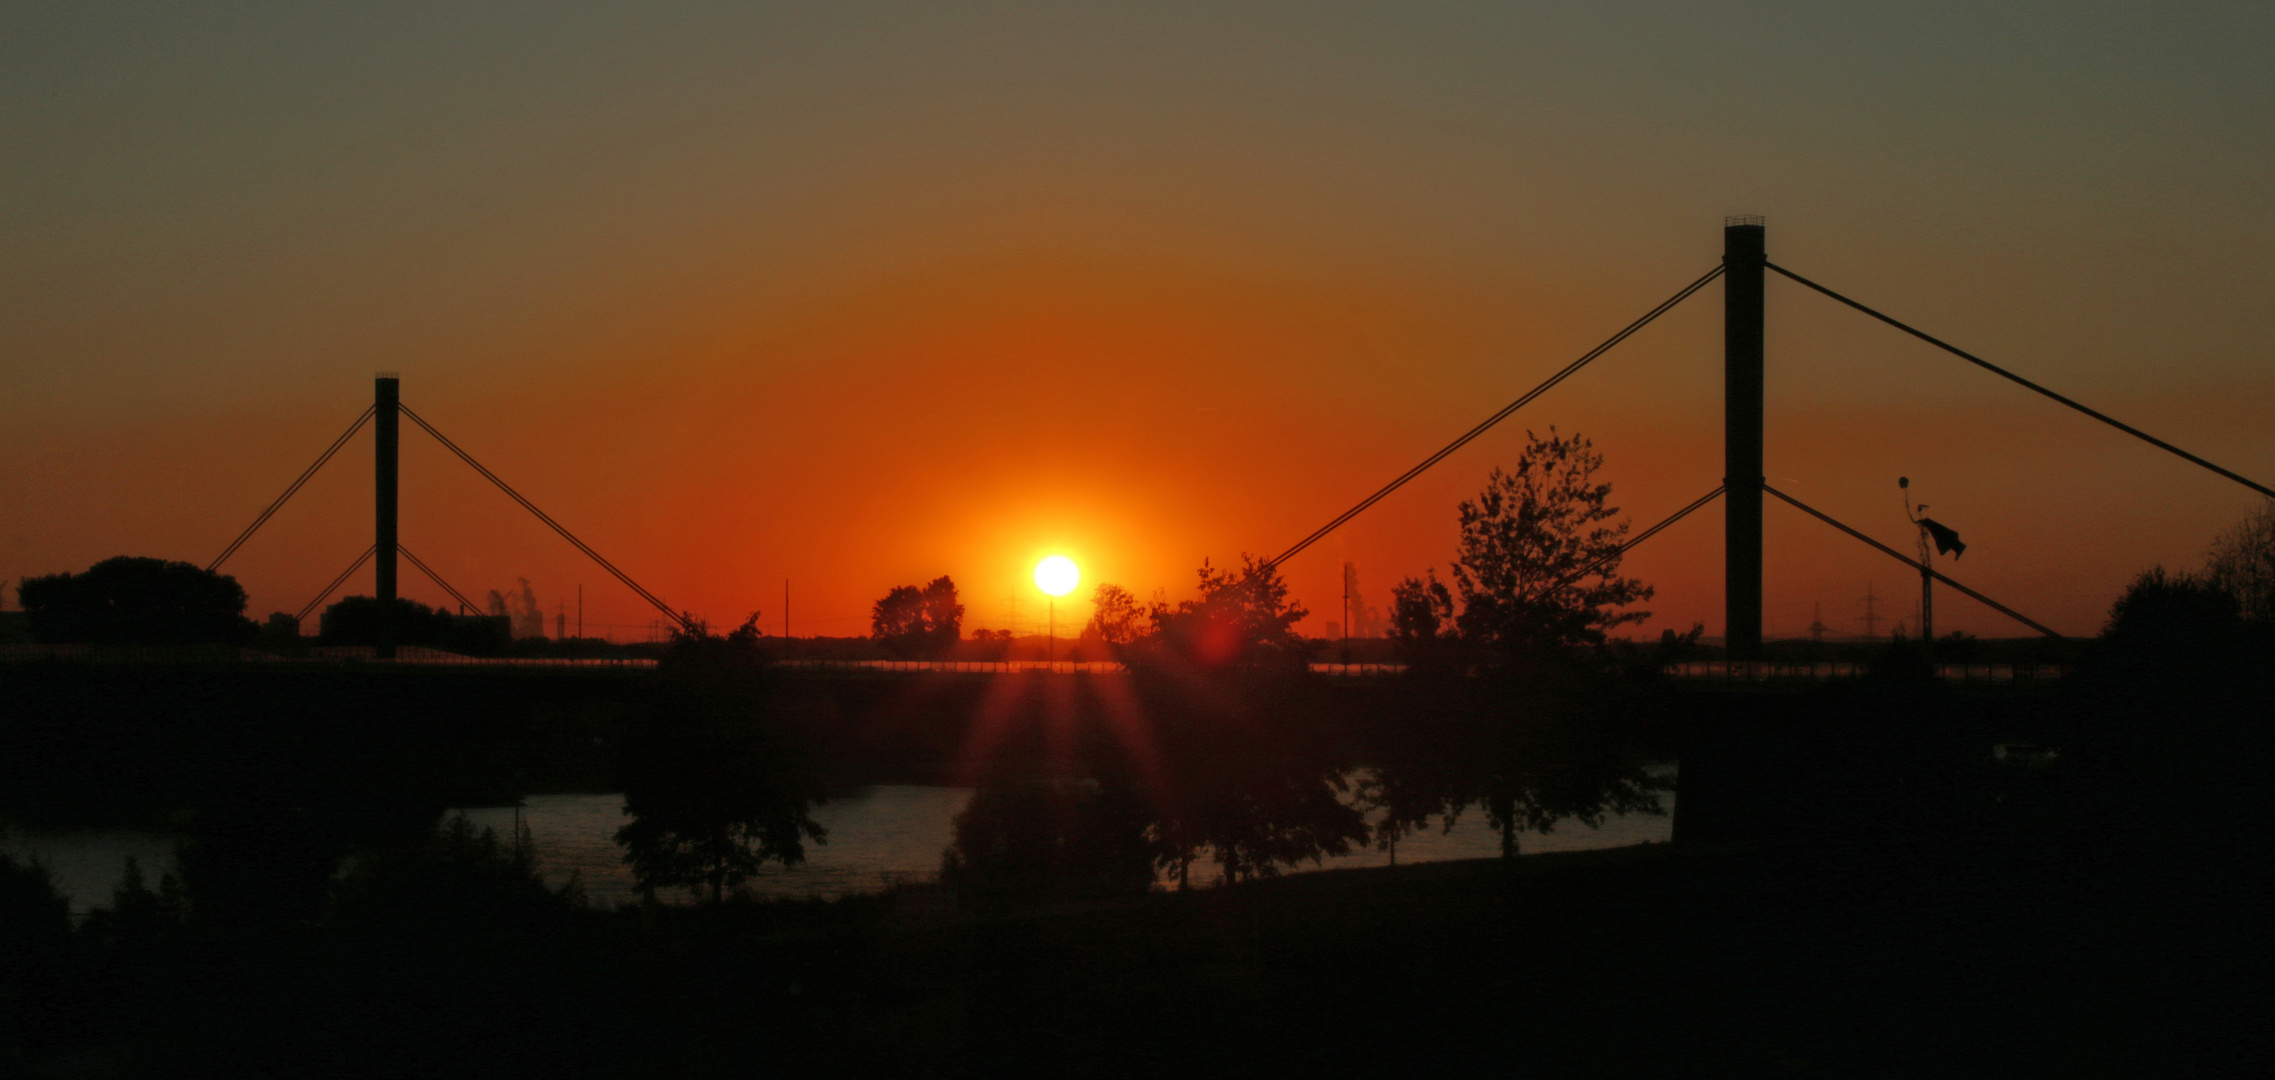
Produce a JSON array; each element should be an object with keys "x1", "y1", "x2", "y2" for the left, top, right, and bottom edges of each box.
[{"x1": 1034, "y1": 555, "x2": 1079, "y2": 597}]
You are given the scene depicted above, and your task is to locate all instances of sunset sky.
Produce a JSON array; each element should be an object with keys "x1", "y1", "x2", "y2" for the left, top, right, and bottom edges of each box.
[{"x1": 4, "y1": 3, "x2": 2270, "y2": 642}]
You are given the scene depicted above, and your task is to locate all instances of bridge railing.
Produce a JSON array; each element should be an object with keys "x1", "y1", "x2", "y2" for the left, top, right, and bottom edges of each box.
[
  {"x1": 0, "y1": 645, "x2": 2066, "y2": 680},
  {"x1": 0, "y1": 643, "x2": 658, "y2": 669},
  {"x1": 773, "y1": 659, "x2": 1418, "y2": 676},
  {"x1": 1662, "y1": 660, "x2": 2069, "y2": 682}
]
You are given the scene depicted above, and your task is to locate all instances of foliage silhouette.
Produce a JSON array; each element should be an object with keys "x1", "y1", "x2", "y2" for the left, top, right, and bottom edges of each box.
[
  {"x1": 1388, "y1": 570, "x2": 1459, "y2": 671},
  {"x1": 1135, "y1": 669, "x2": 1368, "y2": 886},
  {"x1": 2095, "y1": 567, "x2": 2247, "y2": 676},
  {"x1": 940, "y1": 777, "x2": 1156, "y2": 909},
  {"x1": 18, "y1": 556, "x2": 254, "y2": 645},
  {"x1": 616, "y1": 614, "x2": 827, "y2": 903},
  {"x1": 331, "y1": 815, "x2": 584, "y2": 939},
  {"x1": 871, "y1": 575, "x2": 963, "y2": 658},
  {"x1": 2205, "y1": 497, "x2": 2275, "y2": 623},
  {"x1": 320, "y1": 595, "x2": 509, "y2": 653},
  {"x1": 1445, "y1": 429, "x2": 1652, "y2": 664},
  {"x1": 1081, "y1": 583, "x2": 1146, "y2": 648},
  {"x1": 1372, "y1": 435, "x2": 1669, "y2": 858},
  {"x1": 1128, "y1": 556, "x2": 1313, "y2": 675}
]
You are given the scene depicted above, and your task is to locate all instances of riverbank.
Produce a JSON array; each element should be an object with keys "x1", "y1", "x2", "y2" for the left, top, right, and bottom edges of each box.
[{"x1": 12, "y1": 828, "x2": 2252, "y2": 1078}]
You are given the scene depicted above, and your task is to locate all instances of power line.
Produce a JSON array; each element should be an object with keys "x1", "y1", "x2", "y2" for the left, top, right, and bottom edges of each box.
[
  {"x1": 209, "y1": 406, "x2": 375, "y2": 572},
  {"x1": 1767, "y1": 261, "x2": 2275, "y2": 500},
  {"x1": 396, "y1": 403, "x2": 694, "y2": 633},
  {"x1": 296, "y1": 544, "x2": 377, "y2": 625},
  {"x1": 1264, "y1": 264, "x2": 1725, "y2": 570},
  {"x1": 1763, "y1": 484, "x2": 2058, "y2": 638}
]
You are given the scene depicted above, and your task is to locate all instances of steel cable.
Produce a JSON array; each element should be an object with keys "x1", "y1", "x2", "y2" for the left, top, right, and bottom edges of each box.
[
  {"x1": 1546, "y1": 484, "x2": 1725, "y2": 596},
  {"x1": 296, "y1": 544, "x2": 378, "y2": 625},
  {"x1": 397, "y1": 545, "x2": 484, "y2": 615},
  {"x1": 1264, "y1": 264, "x2": 1725, "y2": 570},
  {"x1": 397, "y1": 404, "x2": 692, "y2": 631},
  {"x1": 1763, "y1": 484, "x2": 2058, "y2": 638},
  {"x1": 1767, "y1": 261, "x2": 2273, "y2": 500},
  {"x1": 208, "y1": 406, "x2": 376, "y2": 572}
]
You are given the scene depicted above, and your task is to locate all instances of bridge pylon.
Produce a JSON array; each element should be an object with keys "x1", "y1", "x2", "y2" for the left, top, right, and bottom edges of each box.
[
  {"x1": 375, "y1": 373, "x2": 400, "y2": 659},
  {"x1": 1724, "y1": 217, "x2": 1765, "y2": 660}
]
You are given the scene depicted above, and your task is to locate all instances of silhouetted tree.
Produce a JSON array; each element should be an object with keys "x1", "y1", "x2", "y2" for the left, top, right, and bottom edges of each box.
[
  {"x1": 1372, "y1": 434, "x2": 1669, "y2": 859},
  {"x1": 2205, "y1": 498, "x2": 2275, "y2": 623},
  {"x1": 256, "y1": 611, "x2": 302, "y2": 649},
  {"x1": 1447, "y1": 429, "x2": 1652, "y2": 665},
  {"x1": 920, "y1": 575, "x2": 963, "y2": 649},
  {"x1": 78, "y1": 856, "x2": 187, "y2": 953},
  {"x1": 2095, "y1": 566, "x2": 2246, "y2": 675},
  {"x1": 1131, "y1": 556, "x2": 1314, "y2": 674},
  {"x1": 1100, "y1": 558, "x2": 1362, "y2": 883},
  {"x1": 940, "y1": 777, "x2": 1156, "y2": 909},
  {"x1": 1082, "y1": 583, "x2": 1146, "y2": 647},
  {"x1": 616, "y1": 614, "x2": 826, "y2": 903},
  {"x1": 18, "y1": 556, "x2": 254, "y2": 644},
  {"x1": 1388, "y1": 570, "x2": 1459, "y2": 670},
  {"x1": 320, "y1": 595, "x2": 508, "y2": 654},
  {"x1": 1141, "y1": 676, "x2": 1369, "y2": 885},
  {"x1": 332, "y1": 815, "x2": 583, "y2": 936},
  {"x1": 871, "y1": 575, "x2": 962, "y2": 658}
]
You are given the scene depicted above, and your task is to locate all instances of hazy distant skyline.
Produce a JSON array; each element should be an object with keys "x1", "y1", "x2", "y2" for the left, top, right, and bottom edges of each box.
[{"x1": 5, "y1": 2, "x2": 2270, "y2": 639}]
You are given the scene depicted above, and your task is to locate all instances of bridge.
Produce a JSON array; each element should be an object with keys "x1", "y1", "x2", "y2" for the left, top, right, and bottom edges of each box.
[{"x1": 202, "y1": 218, "x2": 2270, "y2": 662}]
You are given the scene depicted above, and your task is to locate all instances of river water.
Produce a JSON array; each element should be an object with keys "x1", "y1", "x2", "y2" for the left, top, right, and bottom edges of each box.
[{"x1": 6, "y1": 777, "x2": 1675, "y2": 914}]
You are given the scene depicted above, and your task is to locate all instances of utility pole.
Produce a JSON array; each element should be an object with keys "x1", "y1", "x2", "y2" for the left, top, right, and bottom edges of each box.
[
  {"x1": 1724, "y1": 216, "x2": 1766, "y2": 662},
  {"x1": 375, "y1": 373, "x2": 400, "y2": 660},
  {"x1": 577, "y1": 584, "x2": 583, "y2": 639},
  {"x1": 1859, "y1": 584, "x2": 1882, "y2": 640}
]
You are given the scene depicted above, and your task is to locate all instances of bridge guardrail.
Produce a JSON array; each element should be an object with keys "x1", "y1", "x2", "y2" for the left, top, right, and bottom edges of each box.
[
  {"x1": 1661, "y1": 660, "x2": 2069, "y2": 682},
  {"x1": 0, "y1": 644, "x2": 658, "y2": 669},
  {"x1": 0, "y1": 645, "x2": 2065, "y2": 681}
]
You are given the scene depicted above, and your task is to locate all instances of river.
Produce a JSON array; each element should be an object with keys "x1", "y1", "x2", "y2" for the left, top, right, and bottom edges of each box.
[{"x1": 5, "y1": 776, "x2": 1675, "y2": 914}]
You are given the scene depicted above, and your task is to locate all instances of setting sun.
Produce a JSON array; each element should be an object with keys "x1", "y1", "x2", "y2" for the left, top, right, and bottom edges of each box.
[{"x1": 1034, "y1": 555, "x2": 1080, "y2": 597}]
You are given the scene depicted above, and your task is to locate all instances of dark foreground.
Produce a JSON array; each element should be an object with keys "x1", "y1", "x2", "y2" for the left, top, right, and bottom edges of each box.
[{"x1": 11, "y1": 829, "x2": 2258, "y2": 1079}]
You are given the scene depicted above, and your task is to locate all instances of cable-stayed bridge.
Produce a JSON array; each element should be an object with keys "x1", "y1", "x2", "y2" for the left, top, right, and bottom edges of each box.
[{"x1": 201, "y1": 218, "x2": 2271, "y2": 666}]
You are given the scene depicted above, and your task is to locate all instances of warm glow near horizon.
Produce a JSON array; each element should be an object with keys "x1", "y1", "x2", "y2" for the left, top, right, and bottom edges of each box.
[
  {"x1": 1034, "y1": 556, "x2": 1080, "y2": 598},
  {"x1": 2, "y1": 5, "x2": 2269, "y2": 642}
]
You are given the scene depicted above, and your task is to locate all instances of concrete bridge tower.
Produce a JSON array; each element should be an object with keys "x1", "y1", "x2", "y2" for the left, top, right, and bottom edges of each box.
[
  {"x1": 1724, "y1": 217, "x2": 1765, "y2": 661},
  {"x1": 375, "y1": 373, "x2": 399, "y2": 659}
]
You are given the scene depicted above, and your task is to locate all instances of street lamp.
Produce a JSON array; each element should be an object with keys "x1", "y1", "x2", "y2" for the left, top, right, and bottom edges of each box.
[{"x1": 1034, "y1": 556, "x2": 1078, "y2": 668}]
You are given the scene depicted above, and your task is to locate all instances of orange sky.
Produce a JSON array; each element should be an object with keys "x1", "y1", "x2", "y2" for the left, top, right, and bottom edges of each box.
[{"x1": 4, "y1": 4, "x2": 2271, "y2": 641}]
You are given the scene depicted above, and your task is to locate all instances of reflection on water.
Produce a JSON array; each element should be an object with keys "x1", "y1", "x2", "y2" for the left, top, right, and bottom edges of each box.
[
  {"x1": 454, "y1": 785, "x2": 980, "y2": 908},
  {"x1": 455, "y1": 776, "x2": 1674, "y2": 904},
  {"x1": 6, "y1": 773, "x2": 1674, "y2": 913},
  {"x1": 2, "y1": 826, "x2": 182, "y2": 917}
]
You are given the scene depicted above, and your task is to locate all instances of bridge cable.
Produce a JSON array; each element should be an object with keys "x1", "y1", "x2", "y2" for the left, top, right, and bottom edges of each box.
[
  {"x1": 396, "y1": 404, "x2": 695, "y2": 632},
  {"x1": 1547, "y1": 485, "x2": 1725, "y2": 596},
  {"x1": 208, "y1": 406, "x2": 376, "y2": 572},
  {"x1": 1762, "y1": 484, "x2": 2060, "y2": 638},
  {"x1": 1263, "y1": 264, "x2": 1725, "y2": 571},
  {"x1": 1767, "y1": 262, "x2": 2275, "y2": 501},
  {"x1": 397, "y1": 545, "x2": 484, "y2": 616},
  {"x1": 296, "y1": 544, "x2": 378, "y2": 625}
]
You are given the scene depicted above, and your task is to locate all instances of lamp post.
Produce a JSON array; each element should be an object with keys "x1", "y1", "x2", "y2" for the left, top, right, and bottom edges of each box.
[
  {"x1": 1901, "y1": 477, "x2": 1933, "y2": 646},
  {"x1": 1034, "y1": 556, "x2": 1078, "y2": 671}
]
